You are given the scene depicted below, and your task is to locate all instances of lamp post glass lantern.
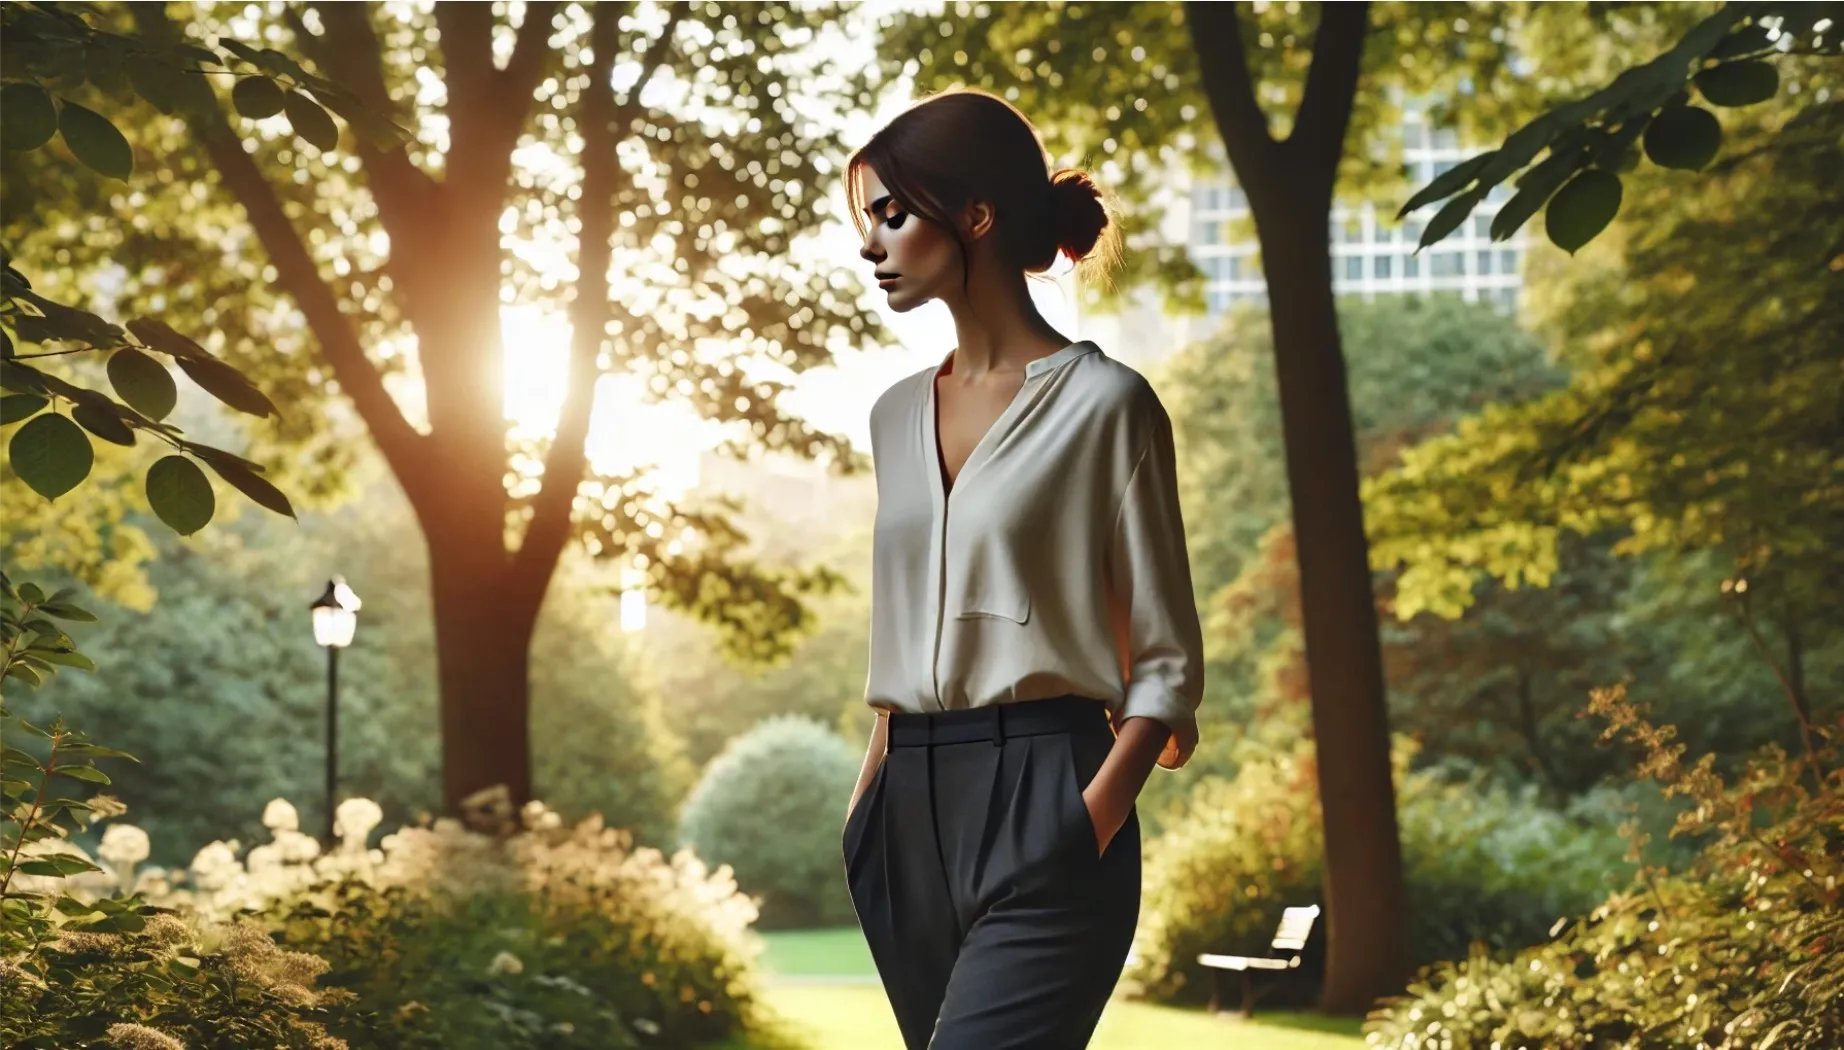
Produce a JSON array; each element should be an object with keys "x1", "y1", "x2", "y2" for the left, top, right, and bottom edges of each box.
[{"x1": 310, "y1": 578, "x2": 361, "y2": 842}]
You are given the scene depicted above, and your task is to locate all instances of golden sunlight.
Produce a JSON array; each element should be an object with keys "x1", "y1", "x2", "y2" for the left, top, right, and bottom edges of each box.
[{"x1": 498, "y1": 305, "x2": 709, "y2": 501}]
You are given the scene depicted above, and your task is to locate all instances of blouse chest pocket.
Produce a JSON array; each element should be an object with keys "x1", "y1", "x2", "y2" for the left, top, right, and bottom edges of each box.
[{"x1": 953, "y1": 563, "x2": 1033, "y2": 624}]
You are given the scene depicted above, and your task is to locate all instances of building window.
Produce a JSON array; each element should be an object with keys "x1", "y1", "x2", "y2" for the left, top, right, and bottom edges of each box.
[
  {"x1": 1208, "y1": 288, "x2": 1231, "y2": 314},
  {"x1": 1344, "y1": 255, "x2": 1363, "y2": 281},
  {"x1": 1403, "y1": 122, "x2": 1428, "y2": 152},
  {"x1": 1341, "y1": 218, "x2": 1363, "y2": 243},
  {"x1": 1228, "y1": 255, "x2": 1244, "y2": 281},
  {"x1": 1494, "y1": 286, "x2": 1519, "y2": 312},
  {"x1": 1374, "y1": 255, "x2": 1393, "y2": 279},
  {"x1": 1405, "y1": 254, "x2": 1421, "y2": 278},
  {"x1": 1476, "y1": 250, "x2": 1494, "y2": 275},
  {"x1": 1197, "y1": 220, "x2": 1221, "y2": 245},
  {"x1": 1433, "y1": 127, "x2": 1459, "y2": 150},
  {"x1": 1431, "y1": 251, "x2": 1464, "y2": 277},
  {"x1": 1228, "y1": 186, "x2": 1246, "y2": 210},
  {"x1": 1499, "y1": 249, "x2": 1519, "y2": 274},
  {"x1": 1404, "y1": 219, "x2": 1425, "y2": 246},
  {"x1": 1472, "y1": 215, "x2": 1492, "y2": 239}
]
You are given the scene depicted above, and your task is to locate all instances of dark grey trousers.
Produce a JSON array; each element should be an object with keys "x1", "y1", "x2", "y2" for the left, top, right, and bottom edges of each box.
[{"x1": 842, "y1": 695, "x2": 1142, "y2": 1049}]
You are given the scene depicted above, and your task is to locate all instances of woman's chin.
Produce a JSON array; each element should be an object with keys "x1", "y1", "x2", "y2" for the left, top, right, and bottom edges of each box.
[{"x1": 885, "y1": 289, "x2": 929, "y2": 313}]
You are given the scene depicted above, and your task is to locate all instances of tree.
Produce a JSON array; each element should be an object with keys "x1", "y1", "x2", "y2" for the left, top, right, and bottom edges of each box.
[{"x1": 11, "y1": 1, "x2": 894, "y2": 814}]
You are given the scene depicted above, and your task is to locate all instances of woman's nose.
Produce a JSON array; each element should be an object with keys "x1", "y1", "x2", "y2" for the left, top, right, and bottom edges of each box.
[{"x1": 859, "y1": 233, "x2": 882, "y2": 264}]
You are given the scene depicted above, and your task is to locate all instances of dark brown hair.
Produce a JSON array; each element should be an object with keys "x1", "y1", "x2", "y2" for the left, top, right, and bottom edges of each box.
[{"x1": 847, "y1": 89, "x2": 1118, "y2": 279}]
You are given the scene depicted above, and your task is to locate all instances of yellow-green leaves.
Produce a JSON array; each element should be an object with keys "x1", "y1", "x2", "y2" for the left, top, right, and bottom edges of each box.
[
  {"x1": 1694, "y1": 61, "x2": 1778, "y2": 107},
  {"x1": 106, "y1": 347, "x2": 178, "y2": 421},
  {"x1": 9, "y1": 413, "x2": 93, "y2": 499},
  {"x1": 0, "y1": 83, "x2": 57, "y2": 150},
  {"x1": 1545, "y1": 170, "x2": 1623, "y2": 255},
  {"x1": 146, "y1": 455, "x2": 216, "y2": 536},
  {"x1": 231, "y1": 74, "x2": 287, "y2": 119},
  {"x1": 1644, "y1": 105, "x2": 1721, "y2": 171},
  {"x1": 55, "y1": 100, "x2": 133, "y2": 179},
  {"x1": 283, "y1": 91, "x2": 339, "y2": 151}
]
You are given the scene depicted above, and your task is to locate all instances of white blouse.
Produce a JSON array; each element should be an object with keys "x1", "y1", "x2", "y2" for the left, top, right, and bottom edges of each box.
[{"x1": 863, "y1": 340, "x2": 1206, "y2": 771}]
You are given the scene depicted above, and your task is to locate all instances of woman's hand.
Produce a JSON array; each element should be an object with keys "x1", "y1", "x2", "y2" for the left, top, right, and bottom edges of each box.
[{"x1": 1079, "y1": 715, "x2": 1171, "y2": 856}]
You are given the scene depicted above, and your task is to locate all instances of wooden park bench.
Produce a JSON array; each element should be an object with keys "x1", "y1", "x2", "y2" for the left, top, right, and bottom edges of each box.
[{"x1": 1196, "y1": 904, "x2": 1321, "y2": 1017}]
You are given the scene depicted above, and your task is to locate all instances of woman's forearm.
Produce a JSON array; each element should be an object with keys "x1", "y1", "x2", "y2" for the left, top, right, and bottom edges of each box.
[{"x1": 1083, "y1": 715, "x2": 1170, "y2": 848}]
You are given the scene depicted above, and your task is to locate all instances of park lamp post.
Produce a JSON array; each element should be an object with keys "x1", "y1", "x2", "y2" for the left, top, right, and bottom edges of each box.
[{"x1": 310, "y1": 577, "x2": 361, "y2": 843}]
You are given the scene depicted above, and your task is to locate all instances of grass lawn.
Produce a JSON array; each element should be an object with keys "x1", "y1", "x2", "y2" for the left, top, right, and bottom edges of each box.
[
  {"x1": 746, "y1": 929, "x2": 1366, "y2": 1050},
  {"x1": 756, "y1": 984, "x2": 1365, "y2": 1050}
]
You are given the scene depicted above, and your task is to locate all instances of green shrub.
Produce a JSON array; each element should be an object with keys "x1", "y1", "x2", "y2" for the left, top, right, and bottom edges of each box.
[
  {"x1": 1125, "y1": 735, "x2": 1633, "y2": 1005},
  {"x1": 677, "y1": 716, "x2": 860, "y2": 931},
  {"x1": 2, "y1": 711, "x2": 360, "y2": 1050},
  {"x1": 1365, "y1": 686, "x2": 1843, "y2": 1050}
]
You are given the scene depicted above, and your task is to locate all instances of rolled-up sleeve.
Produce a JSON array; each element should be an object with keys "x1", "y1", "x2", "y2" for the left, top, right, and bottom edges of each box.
[{"x1": 1108, "y1": 399, "x2": 1206, "y2": 770}]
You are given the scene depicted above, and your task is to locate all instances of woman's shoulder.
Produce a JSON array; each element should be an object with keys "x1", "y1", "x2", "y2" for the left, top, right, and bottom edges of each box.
[
  {"x1": 1067, "y1": 344, "x2": 1167, "y2": 421},
  {"x1": 867, "y1": 362, "x2": 937, "y2": 440}
]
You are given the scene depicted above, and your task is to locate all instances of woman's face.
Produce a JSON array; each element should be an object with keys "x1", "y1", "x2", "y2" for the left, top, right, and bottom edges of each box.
[{"x1": 855, "y1": 166, "x2": 962, "y2": 313}]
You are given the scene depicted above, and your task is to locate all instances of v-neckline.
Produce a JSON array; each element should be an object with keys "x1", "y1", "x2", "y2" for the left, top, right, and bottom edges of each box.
[{"x1": 924, "y1": 341, "x2": 1091, "y2": 506}]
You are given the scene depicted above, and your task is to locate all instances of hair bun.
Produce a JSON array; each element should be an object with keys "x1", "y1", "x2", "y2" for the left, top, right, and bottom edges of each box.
[{"x1": 1046, "y1": 168, "x2": 1110, "y2": 266}]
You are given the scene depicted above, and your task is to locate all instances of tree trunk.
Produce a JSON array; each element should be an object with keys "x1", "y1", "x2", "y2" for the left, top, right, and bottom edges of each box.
[
  {"x1": 1260, "y1": 207, "x2": 1411, "y2": 1014},
  {"x1": 426, "y1": 516, "x2": 537, "y2": 814},
  {"x1": 1186, "y1": 1, "x2": 1410, "y2": 1014}
]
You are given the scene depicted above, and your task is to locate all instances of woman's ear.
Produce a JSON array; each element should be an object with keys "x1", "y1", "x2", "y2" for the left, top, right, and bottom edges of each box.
[{"x1": 963, "y1": 199, "x2": 996, "y2": 241}]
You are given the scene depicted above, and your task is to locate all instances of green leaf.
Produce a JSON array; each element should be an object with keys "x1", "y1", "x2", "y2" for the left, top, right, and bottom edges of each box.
[
  {"x1": 85, "y1": 44, "x2": 132, "y2": 99},
  {"x1": 176, "y1": 356, "x2": 278, "y2": 418},
  {"x1": 145, "y1": 455, "x2": 215, "y2": 536},
  {"x1": 9, "y1": 414, "x2": 94, "y2": 500},
  {"x1": 16, "y1": 719, "x2": 52, "y2": 738},
  {"x1": 126, "y1": 55, "x2": 184, "y2": 114},
  {"x1": 204, "y1": 455, "x2": 296, "y2": 519},
  {"x1": 125, "y1": 317, "x2": 209, "y2": 361},
  {"x1": 312, "y1": 87, "x2": 410, "y2": 149},
  {"x1": 0, "y1": 393, "x2": 49, "y2": 425},
  {"x1": 1710, "y1": 24, "x2": 1773, "y2": 59},
  {"x1": 218, "y1": 38, "x2": 266, "y2": 67},
  {"x1": 1545, "y1": 170, "x2": 1623, "y2": 254},
  {"x1": 5, "y1": 662, "x2": 45, "y2": 687},
  {"x1": 31, "y1": 649, "x2": 96, "y2": 672},
  {"x1": 283, "y1": 90, "x2": 340, "y2": 151},
  {"x1": 1491, "y1": 151, "x2": 1582, "y2": 242},
  {"x1": 231, "y1": 75, "x2": 287, "y2": 120},
  {"x1": 56, "y1": 100, "x2": 134, "y2": 180},
  {"x1": 52, "y1": 763, "x2": 110, "y2": 785},
  {"x1": 1398, "y1": 150, "x2": 1497, "y2": 219},
  {"x1": 1, "y1": 84, "x2": 58, "y2": 151},
  {"x1": 2, "y1": 777, "x2": 33, "y2": 798},
  {"x1": 1417, "y1": 187, "x2": 1487, "y2": 251},
  {"x1": 54, "y1": 896, "x2": 98, "y2": 917},
  {"x1": 71, "y1": 403, "x2": 135, "y2": 447},
  {"x1": 107, "y1": 348, "x2": 178, "y2": 420},
  {"x1": 60, "y1": 743, "x2": 136, "y2": 762},
  {"x1": 1694, "y1": 61, "x2": 1778, "y2": 107},
  {"x1": 69, "y1": 910, "x2": 145, "y2": 933},
  {"x1": 2, "y1": 746, "x2": 40, "y2": 769},
  {"x1": 18, "y1": 855, "x2": 102, "y2": 877},
  {"x1": 1, "y1": 359, "x2": 48, "y2": 394},
  {"x1": 36, "y1": 602, "x2": 99, "y2": 623},
  {"x1": 1643, "y1": 105, "x2": 1721, "y2": 171}
]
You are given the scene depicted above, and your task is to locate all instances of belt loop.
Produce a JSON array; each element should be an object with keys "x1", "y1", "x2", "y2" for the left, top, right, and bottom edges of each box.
[{"x1": 993, "y1": 703, "x2": 1006, "y2": 747}]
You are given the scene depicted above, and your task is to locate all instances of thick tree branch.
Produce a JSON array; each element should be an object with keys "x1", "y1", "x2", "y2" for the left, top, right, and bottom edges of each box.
[
  {"x1": 296, "y1": 5, "x2": 440, "y2": 257},
  {"x1": 1184, "y1": 2, "x2": 1275, "y2": 186},
  {"x1": 131, "y1": 8, "x2": 430, "y2": 504},
  {"x1": 1289, "y1": 2, "x2": 1371, "y2": 198},
  {"x1": 509, "y1": 0, "x2": 621, "y2": 613},
  {"x1": 441, "y1": 1, "x2": 560, "y2": 207}
]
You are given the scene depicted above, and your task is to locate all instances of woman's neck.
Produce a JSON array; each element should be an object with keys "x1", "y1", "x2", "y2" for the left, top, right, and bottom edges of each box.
[{"x1": 941, "y1": 264, "x2": 1072, "y2": 379}]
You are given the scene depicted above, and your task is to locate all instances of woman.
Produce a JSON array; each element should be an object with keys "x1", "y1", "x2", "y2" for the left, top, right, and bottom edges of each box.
[{"x1": 839, "y1": 89, "x2": 1205, "y2": 1049}]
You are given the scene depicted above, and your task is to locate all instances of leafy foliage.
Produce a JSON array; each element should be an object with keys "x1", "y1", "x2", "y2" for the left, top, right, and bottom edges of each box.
[
  {"x1": 1, "y1": 718, "x2": 355, "y2": 1049},
  {"x1": 1, "y1": 258, "x2": 294, "y2": 535},
  {"x1": 1365, "y1": 686, "x2": 1844, "y2": 1050},
  {"x1": 1403, "y1": 5, "x2": 1844, "y2": 253},
  {"x1": 1366, "y1": 96, "x2": 1843, "y2": 629},
  {"x1": 1123, "y1": 734, "x2": 1630, "y2": 1006},
  {"x1": 676, "y1": 716, "x2": 860, "y2": 930}
]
